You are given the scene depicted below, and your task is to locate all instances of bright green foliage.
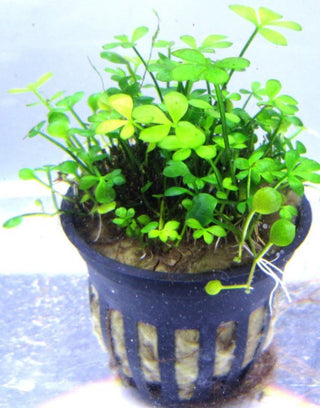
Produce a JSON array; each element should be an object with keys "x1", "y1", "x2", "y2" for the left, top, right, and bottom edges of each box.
[
  {"x1": 4, "y1": 5, "x2": 319, "y2": 295},
  {"x1": 269, "y1": 219, "x2": 296, "y2": 247},
  {"x1": 252, "y1": 187, "x2": 282, "y2": 215}
]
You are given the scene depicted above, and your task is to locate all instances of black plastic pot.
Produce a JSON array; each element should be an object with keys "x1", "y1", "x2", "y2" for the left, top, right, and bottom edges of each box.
[{"x1": 60, "y1": 195, "x2": 311, "y2": 406}]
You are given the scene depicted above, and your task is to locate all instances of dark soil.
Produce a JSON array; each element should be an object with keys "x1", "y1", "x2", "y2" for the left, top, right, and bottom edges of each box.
[{"x1": 74, "y1": 191, "x2": 301, "y2": 274}]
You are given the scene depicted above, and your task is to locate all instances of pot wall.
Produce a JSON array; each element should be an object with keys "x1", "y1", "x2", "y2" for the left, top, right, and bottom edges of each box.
[{"x1": 61, "y1": 195, "x2": 312, "y2": 405}]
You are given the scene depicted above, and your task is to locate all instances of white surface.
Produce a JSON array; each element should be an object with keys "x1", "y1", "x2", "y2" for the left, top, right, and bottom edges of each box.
[{"x1": 36, "y1": 380, "x2": 319, "y2": 408}]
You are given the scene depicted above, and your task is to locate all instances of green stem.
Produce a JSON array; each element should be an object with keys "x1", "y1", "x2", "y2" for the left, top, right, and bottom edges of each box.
[
  {"x1": 214, "y1": 83, "x2": 237, "y2": 187},
  {"x1": 236, "y1": 210, "x2": 255, "y2": 262},
  {"x1": 246, "y1": 242, "x2": 273, "y2": 292},
  {"x1": 208, "y1": 159, "x2": 224, "y2": 191},
  {"x1": 46, "y1": 169, "x2": 59, "y2": 212},
  {"x1": 133, "y1": 46, "x2": 164, "y2": 102},
  {"x1": 39, "y1": 132, "x2": 90, "y2": 173},
  {"x1": 224, "y1": 27, "x2": 259, "y2": 89},
  {"x1": 32, "y1": 89, "x2": 52, "y2": 110},
  {"x1": 246, "y1": 168, "x2": 252, "y2": 200},
  {"x1": 242, "y1": 93, "x2": 253, "y2": 110},
  {"x1": 70, "y1": 107, "x2": 88, "y2": 129}
]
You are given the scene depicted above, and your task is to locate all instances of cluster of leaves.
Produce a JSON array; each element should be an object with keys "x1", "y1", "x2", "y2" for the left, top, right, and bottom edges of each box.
[{"x1": 4, "y1": 5, "x2": 320, "y2": 293}]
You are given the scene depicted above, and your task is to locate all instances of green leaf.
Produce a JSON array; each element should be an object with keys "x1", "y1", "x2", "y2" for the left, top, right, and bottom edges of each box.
[
  {"x1": 164, "y1": 92, "x2": 189, "y2": 124},
  {"x1": 164, "y1": 187, "x2": 192, "y2": 197},
  {"x1": 205, "y1": 65, "x2": 229, "y2": 85},
  {"x1": 79, "y1": 175, "x2": 98, "y2": 190},
  {"x1": 222, "y1": 177, "x2": 238, "y2": 191},
  {"x1": 163, "y1": 160, "x2": 189, "y2": 178},
  {"x1": 252, "y1": 187, "x2": 282, "y2": 215},
  {"x1": 180, "y1": 35, "x2": 197, "y2": 48},
  {"x1": 19, "y1": 168, "x2": 37, "y2": 180},
  {"x1": 268, "y1": 20, "x2": 302, "y2": 31},
  {"x1": 288, "y1": 176, "x2": 304, "y2": 196},
  {"x1": 186, "y1": 218, "x2": 203, "y2": 229},
  {"x1": 258, "y1": 7, "x2": 282, "y2": 25},
  {"x1": 259, "y1": 27, "x2": 287, "y2": 45},
  {"x1": 188, "y1": 99, "x2": 212, "y2": 110},
  {"x1": 164, "y1": 220, "x2": 180, "y2": 231},
  {"x1": 33, "y1": 72, "x2": 53, "y2": 88},
  {"x1": 47, "y1": 112, "x2": 70, "y2": 138},
  {"x1": 175, "y1": 121, "x2": 206, "y2": 149},
  {"x1": 139, "y1": 124, "x2": 171, "y2": 143},
  {"x1": 229, "y1": 5, "x2": 258, "y2": 26},
  {"x1": 56, "y1": 91, "x2": 84, "y2": 109},
  {"x1": 95, "y1": 180, "x2": 115, "y2": 204},
  {"x1": 97, "y1": 202, "x2": 116, "y2": 214},
  {"x1": 173, "y1": 48, "x2": 206, "y2": 63},
  {"x1": 203, "y1": 231, "x2": 214, "y2": 244},
  {"x1": 172, "y1": 148, "x2": 192, "y2": 161},
  {"x1": 207, "y1": 225, "x2": 227, "y2": 237},
  {"x1": 131, "y1": 26, "x2": 149, "y2": 43},
  {"x1": 100, "y1": 51, "x2": 128, "y2": 64},
  {"x1": 141, "y1": 221, "x2": 159, "y2": 234},
  {"x1": 108, "y1": 93, "x2": 133, "y2": 118},
  {"x1": 158, "y1": 136, "x2": 181, "y2": 151},
  {"x1": 171, "y1": 64, "x2": 205, "y2": 82},
  {"x1": 216, "y1": 57, "x2": 250, "y2": 71},
  {"x1": 8, "y1": 87, "x2": 29, "y2": 94},
  {"x1": 201, "y1": 34, "x2": 228, "y2": 47},
  {"x1": 285, "y1": 150, "x2": 300, "y2": 172},
  {"x1": 205, "y1": 280, "x2": 223, "y2": 295},
  {"x1": 96, "y1": 119, "x2": 127, "y2": 134},
  {"x1": 59, "y1": 161, "x2": 78, "y2": 175},
  {"x1": 133, "y1": 104, "x2": 171, "y2": 125},
  {"x1": 188, "y1": 193, "x2": 217, "y2": 226},
  {"x1": 195, "y1": 145, "x2": 217, "y2": 159},
  {"x1": 3, "y1": 216, "x2": 23, "y2": 228},
  {"x1": 269, "y1": 219, "x2": 296, "y2": 247},
  {"x1": 265, "y1": 79, "x2": 282, "y2": 99},
  {"x1": 235, "y1": 158, "x2": 249, "y2": 170}
]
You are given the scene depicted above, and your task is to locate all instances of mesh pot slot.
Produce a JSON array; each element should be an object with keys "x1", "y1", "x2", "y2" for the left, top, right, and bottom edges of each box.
[
  {"x1": 175, "y1": 329, "x2": 200, "y2": 400},
  {"x1": 110, "y1": 309, "x2": 132, "y2": 378},
  {"x1": 138, "y1": 322, "x2": 161, "y2": 383},
  {"x1": 214, "y1": 321, "x2": 237, "y2": 376},
  {"x1": 102, "y1": 305, "x2": 271, "y2": 402},
  {"x1": 242, "y1": 306, "x2": 268, "y2": 369}
]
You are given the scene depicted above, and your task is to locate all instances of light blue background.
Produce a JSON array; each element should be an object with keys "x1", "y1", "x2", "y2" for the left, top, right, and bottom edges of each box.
[{"x1": 1, "y1": 0, "x2": 320, "y2": 183}]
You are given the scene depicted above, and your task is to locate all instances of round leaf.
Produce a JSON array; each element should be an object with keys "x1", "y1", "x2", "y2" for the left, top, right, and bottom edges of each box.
[
  {"x1": 252, "y1": 187, "x2": 282, "y2": 215},
  {"x1": 175, "y1": 121, "x2": 206, "y2": 149},
  {"x1": 205, "y1": 280, "x2": 223, "y2": 296},
  {"x1": 269, "y1": 219, "x2": 296, "y2": 247},
  {"x1": 216, "y1": 57, "x2": 250, "y2": 71},
  {"x1": 133, "y1": 105, "x2": 171, "y2": 125},
  {"x1": 3, "y1": 216, "x2": 23, "y2": 228},
  {"x1": 164, "y1": 92, "x2": 189, "y2": 124},
  {"x1": 108, "y1": 93, "x2": 133, "y2": 119},
  {"x1": 139, "y1": 124, "x2": 171, "y2": 143},
  {"x1": 172, "y1": 48, "x2": 206, "y2": 64},
  {"x1": 19, "y1": 168, "x2": 37, "y2": 180}
]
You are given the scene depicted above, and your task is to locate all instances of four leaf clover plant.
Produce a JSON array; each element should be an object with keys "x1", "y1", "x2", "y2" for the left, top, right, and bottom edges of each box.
[{"x1": 5, "y1": 5, "x2": 320, "y2": 295}]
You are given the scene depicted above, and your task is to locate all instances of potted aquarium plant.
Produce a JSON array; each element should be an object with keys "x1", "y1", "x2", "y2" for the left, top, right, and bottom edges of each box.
[{"x1": 4, "y1": 4, "x2": 319, "y2": 406}]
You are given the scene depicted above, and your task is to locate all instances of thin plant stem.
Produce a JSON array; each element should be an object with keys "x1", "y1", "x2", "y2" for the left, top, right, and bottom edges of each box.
[
  {"x1": 133, "y1": 46, "x2": 164, "y2": 102},
  {"x1": 214, "y1": 83, "x2": 237, "y2": 187},
  {"x1": 246, "y1": 242, "x2": 273, "y2": 292}
]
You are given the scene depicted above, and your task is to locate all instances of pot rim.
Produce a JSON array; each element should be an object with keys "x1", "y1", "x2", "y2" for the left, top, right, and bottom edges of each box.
[{"x1": 60, "y1": 193, "x2": 312, "y2": 284}]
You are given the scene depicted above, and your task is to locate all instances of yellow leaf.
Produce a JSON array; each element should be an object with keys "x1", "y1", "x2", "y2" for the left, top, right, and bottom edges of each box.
[
  {"x1": 120, "y1": 122, "x2": 135, "y2": 139},
  {"x1": 96, "y1": 119, "x2": 127, "y2": 134},
  {"x1": 109, "y1": 93, "x2": 133, "y2": 119}
]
